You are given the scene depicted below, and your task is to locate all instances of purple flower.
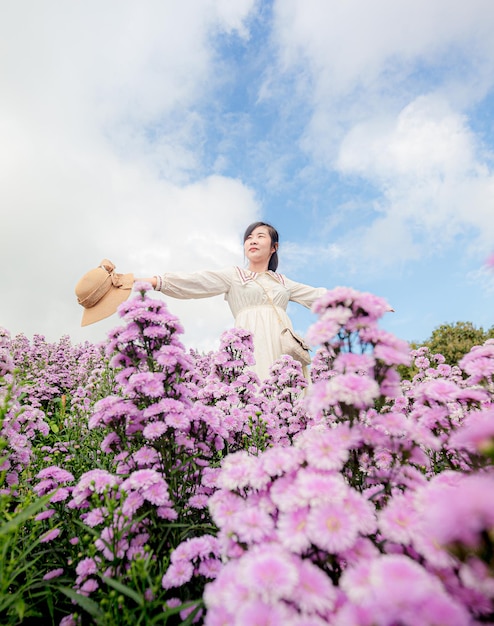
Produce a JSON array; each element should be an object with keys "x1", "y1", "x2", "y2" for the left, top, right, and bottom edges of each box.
[
  {"x1": 307, "y1": 501, "x2": 359, "y2": 553},
  {"x1": 296, "y1": 424, "x2": 354, "y2": 471},
  {"x1": 339, "y1": 554, "x2": 469, "y2": 625},
  {"x1": 76, "y1": 557, "x2": 99, "y2": 578},
  {"x1": 34, "y1": 509, "x2": 56, "y2": 521},
  {"x1": 419, "y1": 472, "x2": 494, "y2": 550},
  {"x1": 162, "y1": 560, "x2": 194, "y2": 589},
  {"x1": 39, "y1": 528, "x2": 61, "y2": 543},
  {"x1": 126, "y1": 372, "x2": 165, "y2": 397},
  {"x1": 37, "y1": 466, "x2": 74, "y2": 482},
  {"x1": 142, "y1": 421, "x2": 168, "y2": 440},
  {"x1": 79, "y1": 578, "x2": 99, "y2": 595},
  {"x1": 141, "y1": 481, "x2": 171, "y2": 506},
  {"x1": 311, "y1": 374, "x2": 380, "y2": 411},
  {"x1": 43, "y1": 568, "x2": 64, "y2": 581},
  {"x1": 450, "y1": 407, "x2": 494, "y2": 453}
]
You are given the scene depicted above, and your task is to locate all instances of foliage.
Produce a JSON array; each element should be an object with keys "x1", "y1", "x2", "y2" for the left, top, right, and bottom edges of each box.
[{"x1": 399, "y1": 320, "x2": 494, "y2": 379}]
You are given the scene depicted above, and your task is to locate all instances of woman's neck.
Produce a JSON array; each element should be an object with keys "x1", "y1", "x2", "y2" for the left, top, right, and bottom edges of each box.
[{"x1": 248, "y1": 262, "x2": 269, "y2": 273}]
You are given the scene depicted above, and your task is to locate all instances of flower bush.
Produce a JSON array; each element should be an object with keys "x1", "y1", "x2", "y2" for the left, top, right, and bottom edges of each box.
[{"x1": 1, "y1": 283, "x2": 494, "y2": 624}]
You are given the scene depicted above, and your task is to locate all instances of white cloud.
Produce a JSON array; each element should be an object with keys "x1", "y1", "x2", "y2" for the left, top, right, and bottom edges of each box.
[
  {"x1": 0, "y1": 1, "x2": 259, "y2": 348},
  {"x1": 334, "y1": 95, "x2": 494, "y2": 262},
  {"x1": 269, "y1": 0, "x2": 494, "y2": 267}
]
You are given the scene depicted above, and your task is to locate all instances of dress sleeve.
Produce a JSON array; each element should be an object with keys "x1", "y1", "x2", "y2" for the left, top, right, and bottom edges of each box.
[
  {"x1": 284, "y1": 276, "x2": 327, "y2": 309},
  {"x1": 156, "y1": 267, "x2": 233, "y2": 300}
]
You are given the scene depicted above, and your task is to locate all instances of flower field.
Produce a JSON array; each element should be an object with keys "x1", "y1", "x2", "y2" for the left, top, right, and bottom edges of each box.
[{"x1": 1, "y1": 283, "x2": 494, "y2": 625}]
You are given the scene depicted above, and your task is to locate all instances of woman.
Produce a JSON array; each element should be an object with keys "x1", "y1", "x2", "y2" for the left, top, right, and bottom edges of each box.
[{"x1": 137, "y1": 222, "x2": 327, "y2": 381}]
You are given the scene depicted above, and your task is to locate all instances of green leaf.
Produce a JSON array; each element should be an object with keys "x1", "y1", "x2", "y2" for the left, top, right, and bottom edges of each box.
[
  {"x1": 59, "y1": 586, "x2": 104, "y2": 619},
  {"x1": 0, "y1": 496, "x2": 51, "y2": 536},
  {"x1": 101, "y1": 575, "x2": 143, "y2": 606}
]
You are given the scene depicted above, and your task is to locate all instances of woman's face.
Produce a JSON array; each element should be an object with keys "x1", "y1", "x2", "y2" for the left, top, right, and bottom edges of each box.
[{"x1": 244, "y1": 225, "x2": 276, "y2": 268}]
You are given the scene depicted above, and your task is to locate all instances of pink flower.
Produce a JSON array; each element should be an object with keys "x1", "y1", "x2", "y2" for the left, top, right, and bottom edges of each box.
[
  {"x1": 121, "y1": 469, "x2": 164, "y2": 491},
  {"x1": 306, "y1": 314, "x2": 348, "y2": 346},
  {"x1": 162, "y1": 560, "x2": 194, "y2": 589},
  {"x1": 100, "y1": 432, "x2": 121, "y2": 453},
  {"x1": 319, "y1": 374, "x2": 380, "y2": 409},
  {"x1": 141, "y1": 480, "x2": 170, "y2": 506},
  {"x1": 83, "y1": 507, "x2": 107, "y2": 527},
  {"x1": 419, "y1": 472, "x2": 494, "y2": 550},
  {"x1": 188, "y1": 494, "x2": 209, "y2": 509},
  {"x1": 43, "y1": 568, "x2": 64, "y2": 580},
  {"x1": 236, "y1": 599, "x2": 292, "y2": 626},
  {"x1": 216, "y1": 451, "x2": 260, "y2": 491},
  {"x1": 132, "y1": 446, "x2": 160, "y2": 467},
  {"x1": 34, "y1": 509, "x2": 56, "y2": 521},
  {"x1": 39, "y1": 528, "x2": 61, "y2": 543},
  {"x1": 296, "y1": 424, "x2": 354, "y2": 471},
  {"x1": 208, "y1": 490, "x2": 246, "y2": 528},
  {"x1": 37, "y1": 466, "x2": 74, "y2": 483},
  {"x1": 378, "y1": 493, "x2": 419, "y2": 545},
  {"x1": 71, "y1": 469, "x2": 120, "y2": 505},
  {"x1": 142, "y1": 421, "x2": 168, "y2": 440},
  {"x1": 238, "y1": 545, "x2": 299, "y2": 602},
  {"x1": 414, "y1": 379, "x2": 462, "y2": 404},
  {"x1": 340, "y1": 554, "x2": 468, "y2": 625},
  {"x1": 312, "y1": 286, "x2": 360, "y2": 315},
  {"x1": 333, "y1": 352, "x2": 375, "y2": 374},
  {"x1": 198, "y1": 557, "x2": 222, "y2": 579},
  {"x1": 127, "y1": 371, "x2": 165, "y2": 397},
  {"x1": 80, "y1": 578, "x2": 99, "y2": 595},
  {"x1": 50, "y1": 487, "x2": 71, "y2": 503},
  {"x1": 165, "y1": 411, "x2": 190, "y2": 430},
  {"x1": 76, "y1": 557, "x2": 98, "y2": 578},
  {"x1": 291, "y1": 559, "x2": 336, "y2": 614},
  {"x1": 233, "y1": 506, "x2": 274, "y2": 544},
  {"x1": 307, "y1": 501, "x2": 358, "y2": 553},
  {"x1": 294, "y1": 468, "x2": 348, "y2": 508},
  {"x1": 450, "y1": 407, "x2": 494, "y2": 453},
  {"x1": 459, "y1": 343, "x2": 494, "y2": 382},
  {"x1": 260, "y1": 446, "x2": 304, "y2": 478},
  {"x1": 277, "y1": 506, "x2": 311, "y2": 553},
  {"x1": 343, "y1": 489, "x2": 376, "y2": 535},
  {"x1": 174, "y1": 535, "x2": 220, "y2": 562},
  {"x1": 121, "y1": 491, "x2": 145, "y2": 516}
]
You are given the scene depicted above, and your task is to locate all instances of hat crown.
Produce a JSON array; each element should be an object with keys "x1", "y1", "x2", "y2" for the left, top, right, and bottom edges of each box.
[{"x1": 75, "y1": 267, "x2": 112, "y2": 308}]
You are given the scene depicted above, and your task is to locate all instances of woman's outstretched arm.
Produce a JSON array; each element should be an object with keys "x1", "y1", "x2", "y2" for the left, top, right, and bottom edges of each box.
[{"x1": 134, "y1": 276, "x2": 157, "y2": 288}]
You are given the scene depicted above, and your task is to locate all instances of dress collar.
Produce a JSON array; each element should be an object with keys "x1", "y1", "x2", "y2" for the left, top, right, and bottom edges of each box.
[{"x1": 235, "y1": 266, "x2": 286, "y2": 286}]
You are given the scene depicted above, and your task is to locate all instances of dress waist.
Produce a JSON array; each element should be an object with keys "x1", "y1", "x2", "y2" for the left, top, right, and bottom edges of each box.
[{"x1": 236, "y1": 304, "x2": 285, "y2": 315}]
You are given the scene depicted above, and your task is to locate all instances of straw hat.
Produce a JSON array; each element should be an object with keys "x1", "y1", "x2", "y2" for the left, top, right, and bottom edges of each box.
[{"x1": 75, "y1": 259, "x2": 134, "y2": 326}]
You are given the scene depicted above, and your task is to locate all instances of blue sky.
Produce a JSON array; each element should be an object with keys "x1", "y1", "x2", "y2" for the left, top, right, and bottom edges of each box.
[{"x1": 1, "y1": 0, "x2": 494, "y2": 352}]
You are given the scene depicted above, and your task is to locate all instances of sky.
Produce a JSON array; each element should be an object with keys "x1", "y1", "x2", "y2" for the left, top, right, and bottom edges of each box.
[{"x1": 2, "y1": 0, "x2": 494, "y2": 353}]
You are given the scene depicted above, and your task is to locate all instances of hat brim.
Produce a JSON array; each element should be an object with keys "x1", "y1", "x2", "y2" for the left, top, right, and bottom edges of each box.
[{"x1": 81, "y1": 274, "x2": 134, "y2": 326}]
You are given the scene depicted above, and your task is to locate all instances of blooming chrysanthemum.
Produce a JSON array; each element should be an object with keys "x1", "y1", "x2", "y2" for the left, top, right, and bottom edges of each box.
[
  {"x1": 233, "y1": 506, "x2": 274, "y2": 544},
  {"x1": 318, "y1": 374, "x2": 380, "y2": 410},
  {"x1": 277, "y1": 506, "x2": 311, "y2": 553},
  {"x1": 161, "y1": 560, "x2": 194, "y2": 589},
  {"x1": 378, "y1": 493, "x2": 418, "y2": 545},
  {"x1": 291, "y1": 558, "x2": 336, "y2": 614},
  {"x1": 296, "y1": 424, "x2": 354, "y2": 471},
  {"x1": 307, "y1": 501, "x2": 359, "y2": 553},
  {"x1": 237, "y1": 545, "x2": 299, "y2": 602}
]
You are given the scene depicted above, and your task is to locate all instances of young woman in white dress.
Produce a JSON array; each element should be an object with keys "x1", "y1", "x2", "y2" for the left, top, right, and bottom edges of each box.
[{"x1": 136, "y1": 222, "x2": 327, "y2": 381}]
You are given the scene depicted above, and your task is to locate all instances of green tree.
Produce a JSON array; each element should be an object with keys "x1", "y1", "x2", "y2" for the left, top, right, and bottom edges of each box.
[
  {"x1": 424, "y1": 321, "x2": 494, "y2": 366},
  {"x1": 399, "y1": 321, "x2": 494, "y2": 380}
]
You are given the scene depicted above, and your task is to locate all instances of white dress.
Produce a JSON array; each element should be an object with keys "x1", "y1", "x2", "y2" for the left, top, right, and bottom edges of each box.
[{"x1": 157, "y1": 266, "x2": 327, "y2": 381}]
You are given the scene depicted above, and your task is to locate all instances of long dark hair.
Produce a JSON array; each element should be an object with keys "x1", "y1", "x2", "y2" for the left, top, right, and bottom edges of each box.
[{"x1": 243, "y1": 221, "x2": 279, "y2": 272}]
